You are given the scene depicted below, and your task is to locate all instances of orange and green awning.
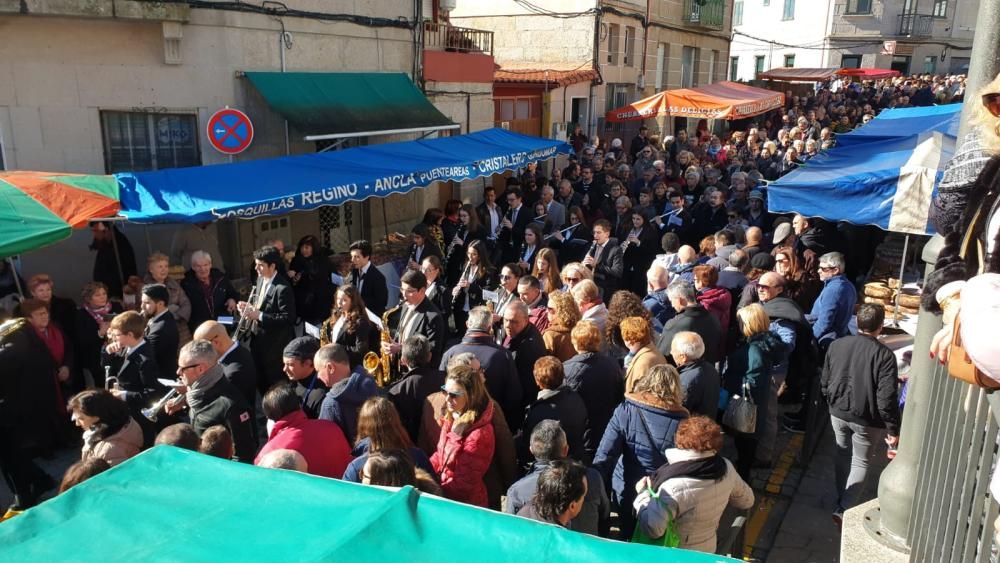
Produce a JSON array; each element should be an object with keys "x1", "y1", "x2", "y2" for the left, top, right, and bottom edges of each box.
[
  {"x1": 605, "y1": 81, "x2": 786, "y2": 122},
  {"x1": 0, "y1": 171, "x2": 120, "y2": 258}
]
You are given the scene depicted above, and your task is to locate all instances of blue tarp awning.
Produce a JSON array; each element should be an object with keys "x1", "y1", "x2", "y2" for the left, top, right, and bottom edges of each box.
[
  {"x1": 767, "y1": 104, "x2": 961, "y2": 235},
  {"x1": 116, "y1": 128, "x2": 572, "y2": 223}
]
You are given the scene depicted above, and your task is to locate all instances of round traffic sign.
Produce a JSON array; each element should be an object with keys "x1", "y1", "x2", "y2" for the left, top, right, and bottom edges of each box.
[{"x1": 207, "y1": 108, "x2": 254, "y2": 155}]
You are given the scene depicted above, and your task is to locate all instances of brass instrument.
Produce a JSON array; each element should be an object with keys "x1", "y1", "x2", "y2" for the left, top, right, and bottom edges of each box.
[
  {"x1": 233, "y1": 283, "x2": 260, "y2": 343},
  {"x1": 0, "y1": 318, "x2": 27, "y2": 341},
  {"x1": 363, "y1": 302, "x2": 403, "y2": 388},
  {"x1": 142, "y1": 388, "x2": 180, "y2": 422}
]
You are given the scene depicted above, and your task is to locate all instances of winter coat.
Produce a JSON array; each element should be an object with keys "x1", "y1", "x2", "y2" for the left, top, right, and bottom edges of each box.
[
  {"x1": 821, "y1": 334, "x2": 901, "y2": 435},
  {"x1": 430, "y1": 401, "x2": 497, "y2": 507},
  {"x1": 319, "y1": 371, "x2": 381, "y2": 444},
  {"x1": 563, "y1": 351, "x2": 624, "y2": 460},
  {"x1": 657, "y1": 304, "x2": 723, "y2": 364},
  {"x1": 542, "y1": 325, "x2": 576, "y2": 362},
  {"x1": 506, "y1": 460, "x2": 610, "y2": 536},
  {"x1": 679, "y1": 360, "x2": 721, "y2": 417},
  {"x1": 81, "y1": 417, "x2": 143, "y2": 466},
  {"x1": 255, "y1": 409, "x2": 352, "y2": 478},
  {"x1": 723, "y1": 332, "x2": 785, "y2": 438},
  {"x1": 441, "y1": 334, "x2": 521, "y2": 425},
  {"x1": 807, "y1": 275, "x2": 857, "y2": 346},
  {"x1": 643, "y1": 290, "x2": 675, "y2": 333},
  {"x1": 187, "y1": 371, "x2": 257, "y2": 463},
  {"x1": 634, "y1": 449, "x2": 754, "y2": 553},
  {"x1": 696, "y1": 285, "x2": 732, "y2": 337},
  {"x1": 515, "y1": 387, "x2": 589, "y2": 469},
  {"x1": 592, "y1": 393, "x2": 689, "y2": 538},
  {"x1": 624, "y1": 344, "x2": 668, "y2": 395},
  {"x1": 180, "y1": 268, "x2": 240, "y2": 333}
]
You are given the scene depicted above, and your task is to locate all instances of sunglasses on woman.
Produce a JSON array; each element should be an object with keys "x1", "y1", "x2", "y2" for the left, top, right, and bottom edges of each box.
[{"x1": 984, "y1": 93, "x2": 1000, "y2": 118}]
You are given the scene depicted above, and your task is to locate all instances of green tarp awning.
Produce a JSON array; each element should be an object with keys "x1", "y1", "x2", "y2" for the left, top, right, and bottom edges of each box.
[
  {"x1": 244, "y1": 71, "x2": 457, "y2": 140},
  {"x1": 0, "y1": 446, "x2": 734, "y2": 562}
]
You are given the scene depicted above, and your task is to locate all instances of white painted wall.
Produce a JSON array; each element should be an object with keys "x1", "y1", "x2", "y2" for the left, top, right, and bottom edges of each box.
[{"x1": 731, "y1": 0, "x2": 834, "y2": 81}]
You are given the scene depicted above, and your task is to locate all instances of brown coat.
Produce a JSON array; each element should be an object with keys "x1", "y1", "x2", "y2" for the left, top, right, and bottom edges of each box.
[
  {"x1": 542, "y1": 325, "x2": 576, "y2": 362},
  {"x1": 624, "y1": 344, "x2": 668, "y2": 394},
  {"x1": 419, "y1": 393, "x2": 516, "y2": 511},
  {"x1": 81, "y1": 417, "x2": 144, "y2": 466}
]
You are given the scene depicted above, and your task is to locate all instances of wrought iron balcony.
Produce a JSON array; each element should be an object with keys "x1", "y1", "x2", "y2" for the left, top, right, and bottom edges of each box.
[
  {"x1": 897, "y1": 13, "x2": 933, "y2": 37},
  {"x1": 682, "y1": 0, "x2": 725, "y2": 30},
  {"x1": 423, "y1": 22, "x2": 494, "y2": 56}
]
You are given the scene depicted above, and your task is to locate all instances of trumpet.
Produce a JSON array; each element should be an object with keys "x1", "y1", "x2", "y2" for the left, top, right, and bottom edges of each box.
[
  {"x1": 142, "y1": 389, "x2": 180, "y2": 422},
  {"x1": 234, "y1": 283, "x2": 260, "y2": 343}
]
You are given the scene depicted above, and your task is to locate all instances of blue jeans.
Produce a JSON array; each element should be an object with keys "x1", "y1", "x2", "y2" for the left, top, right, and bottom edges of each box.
[{"x1": 830, "y1": 416, "x2": 884, "y2": 512}]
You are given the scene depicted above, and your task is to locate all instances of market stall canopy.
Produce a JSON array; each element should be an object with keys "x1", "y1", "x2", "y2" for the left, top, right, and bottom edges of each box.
[
  {"x1": 835, "y1": 68, "x2": 902, "y2": 79},
  {"x1": 244, "y1": 71, "x2": 459, "y2": 141},
  {"x1": 0, "y1": 171, "x2": 119, "y2": 258},
  {"x1": 117, "y1": 128, "x2": 573, "y2": 223},
  {"x1": 0, "y1": 447, "x2": 733, "y2": 562},
  {"x1": 758, "y1": 67, "x2": 839, "y2": 82},
  {"x1": 768, "y1": 104, "x2": 961, "y2": 235},
  {"x1": 605, "y1": 81, "x2": 785, "y2": 122}
]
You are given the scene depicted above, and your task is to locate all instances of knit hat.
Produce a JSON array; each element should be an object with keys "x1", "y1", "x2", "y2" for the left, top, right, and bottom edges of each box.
[
  {"x1": 283, "y1": 336, "x2": 320, "y2": 361},
  {"x1": 750, "y1": 253, "x2": 775, "y2": 270}
]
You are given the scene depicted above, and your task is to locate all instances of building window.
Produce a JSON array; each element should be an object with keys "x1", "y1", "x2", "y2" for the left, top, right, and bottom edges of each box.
[
  {"x1": 845, "y1": 0, "x2": 872, "y2": 14},
  {"x1": 100, "y1": 111, "x2": 200, "y2": 173},
  {"x1": 607, "y1": 23, "x2": 620, "y2": 65},
  {"x1": 782, "y1": 0, "x2": 795, "y2": 20},
  {"x1": 933, "y1": 0, "x2": 947, "y2": 17},
  {"x1": 655, "y1": 43, "x2": 669, "y2": 90},
  {"x1": 754, "y1": 55, "x2": 766, "y2": 76},
  {"x1": 624, "y1": 26, "x2": 636, "y2": 67},
  {"x1": 841, "y1": 54, "x2": 862, "y2": 68},
  {"x1": 763, "y1": 0, "x2": 769, "y2": 5},
  {"x1": 730, "y1": 56, "x2": 739, "y2": 80},
  {"x1": 734, "y1": 0, "x2": 744, "y2": 25},
  {"x1": 784, "y1": 54, "x2": 795, "y2": 67},
  {"x1": 682, "y1": 46, "x2": 698, "y2": 87},
  {"x1": 923, "y1": 55, "x2": 937, "y2": 73}
]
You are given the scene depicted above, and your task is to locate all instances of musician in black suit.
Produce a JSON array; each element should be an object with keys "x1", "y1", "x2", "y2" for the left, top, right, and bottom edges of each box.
[
  {"x1": 421, "y1": 255, "x2": 452, "y2": 316},
  {"x1": 583, "y1": 219, "x2": 624, "y2": 298},
  {"x1": 103, "y1": 311, "x2": 166, "y2": 445},
  {"x1": 498, "y1": 188, "x2": 533, "y2": 264},
  {"x1": 476, "y1": 186, "x2": 505, "y2": 254},
  {"x1": 238, "y1": 246, "x2": 297, "y2": 396},
  {"x1": 348, "y1": 240, "x2": 388, "y2": 317},
  {"x1": 450, "y1": 240, "x2": 497, "y2": 337},
  {"x1": 140, "y1": 284, "x2": 179, "y2": 379},
  {"x1": 652, "y1": 190, "x2": 696, "y2": 246},
  {"x1": 194, "y1": 320, "x2": 258, "y2": 413},
  {"x1": 383, "y1": 270, "x2": 447, "y2": 368},
  {"x1": 406, "y1": 224, "x2": 443, "y2": 271}
]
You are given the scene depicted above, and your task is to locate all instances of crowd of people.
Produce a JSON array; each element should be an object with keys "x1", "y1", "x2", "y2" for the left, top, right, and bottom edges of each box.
[{"x1": 2, "y1": 73, "x2": 964, "y2": 550}]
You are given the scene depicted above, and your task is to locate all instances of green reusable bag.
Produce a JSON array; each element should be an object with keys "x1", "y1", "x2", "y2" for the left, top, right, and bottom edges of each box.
[{"x1": 631, "y1": 485, "x2": 682, "y2": 548}]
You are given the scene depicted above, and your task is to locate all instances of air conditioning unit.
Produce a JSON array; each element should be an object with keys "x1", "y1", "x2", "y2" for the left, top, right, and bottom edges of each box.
[{"x1": 500, "y1": 121, "x2": 511, "y2": 130}]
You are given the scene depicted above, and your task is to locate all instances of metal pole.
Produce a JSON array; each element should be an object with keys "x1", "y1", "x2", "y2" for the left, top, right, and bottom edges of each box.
[
  {"x1": 892, "y1": 234, "x2": 909, "y2": 328},
  {"x1": 6, "y1": 257, "x2": 23, "y2": 297},
  {"x1": 874, "y1": 0, "x2": 1000, "y2": 546}
]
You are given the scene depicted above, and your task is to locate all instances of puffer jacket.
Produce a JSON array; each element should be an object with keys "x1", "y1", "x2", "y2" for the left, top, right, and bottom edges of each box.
[
  {"x1": 431, "y1": 400, "x2": 497, "y2": 507},
  {"x1": 81, "y1": 417, "x2": 143, "y2": 466},
  {"x1": 592, "y1": 393, "x2": 689, "y2": 538},
  {"x1": 634, "y1": 449, "x2": 754, "y2": 553}
]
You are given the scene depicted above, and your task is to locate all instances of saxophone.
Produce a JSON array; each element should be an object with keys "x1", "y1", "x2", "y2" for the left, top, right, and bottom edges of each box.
[{"x1": 363, "y1": 303, "x2": 402, "y2": 388}]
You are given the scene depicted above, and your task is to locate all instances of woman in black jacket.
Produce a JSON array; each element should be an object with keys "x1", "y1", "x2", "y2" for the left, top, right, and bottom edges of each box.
[
  {"x1": 319, "y1": 284, "x2": 374, "y2": 368},
  {"x1": 621, "y1": 210, "x2": 660, "y2": 297},
  {"x1": 420, "y1": 255, "x2": 451, "y2": 316},
  {"x1": 451, "y1": 240, "x2": 496, "y2": 335},
  {"x1": 75, "y1": 282, "x2": 123, "y2": 389},
  {"x1": 445, "y1": 204, "x2": 488, "y2": 287},
  {"x1": 288, "y1": 235, "x2": 336, "y2": 325}
]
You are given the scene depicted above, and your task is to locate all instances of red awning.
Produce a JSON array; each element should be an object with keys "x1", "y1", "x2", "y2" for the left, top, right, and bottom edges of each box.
[
  {"x1": 758, "y1": 67, "x2": 839, "y2": 82},
  {"x1": 605, "y1": 81, "x2": 785, "y2": 123},
  {"x1": 835, "y1": 68, "x2": 902, "y2": 79}
]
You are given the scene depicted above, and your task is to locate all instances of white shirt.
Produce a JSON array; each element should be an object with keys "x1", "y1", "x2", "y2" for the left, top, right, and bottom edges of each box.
[{"x1": 486, "y1": 204, "x2": 500, "y2": 239}]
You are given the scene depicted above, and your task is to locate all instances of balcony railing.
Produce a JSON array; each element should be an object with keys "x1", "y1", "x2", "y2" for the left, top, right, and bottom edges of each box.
[
  {"x1": 682, "y1": 0, "x2": 725, "y2": 30},
  {"x1": 423, "y1": 22, "x2": 493, "y2": 56},
  {"x1": 897, "y1": 13, "x2": 933, "y2": 37}
]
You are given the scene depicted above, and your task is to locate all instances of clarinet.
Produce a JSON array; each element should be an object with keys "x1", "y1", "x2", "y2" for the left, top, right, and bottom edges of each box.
[
  {"x1": 445, "y1": 224, "x2": 467, "y2": 268},
  {"x1": 496, "y1": 207, "x2": 513, "y2": 238}
]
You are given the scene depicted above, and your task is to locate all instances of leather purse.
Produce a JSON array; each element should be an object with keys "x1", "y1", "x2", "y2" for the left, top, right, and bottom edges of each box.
[{"x1": 948, "y1": 316, "x2": 1000, "y2": 390}]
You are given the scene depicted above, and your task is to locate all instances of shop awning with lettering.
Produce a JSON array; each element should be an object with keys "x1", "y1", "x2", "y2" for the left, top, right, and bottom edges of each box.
[
  {"x1": 605, "y1": 81, "x2": 785, "y2": 122},
  {"x1": 116, "y1": 128, "x2": 573, "y2": 223},
  {"x1": 244, "y1": 71, "x2": 459, "y2": 141}
]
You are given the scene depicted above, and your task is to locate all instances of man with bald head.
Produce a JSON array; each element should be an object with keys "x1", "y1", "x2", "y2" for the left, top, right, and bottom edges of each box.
[
  {"x1": 742, "y1": 227, "x2": 764, "y2": 259},
  {"x1": 643, "y1": 263, "x2": 674, "y2": 331},
  {"x1": 670, "y1": 245, "x2": 698, "y2": 285},
  {"x1": 194, "y1": 320, "x2": 257, "y2": 412},
  {"x1": 670, "y1": 331, "x2": 719, "y2": 417},
  {"x1": 540, "y1": 185, "x2": 566, "y2": 231}
]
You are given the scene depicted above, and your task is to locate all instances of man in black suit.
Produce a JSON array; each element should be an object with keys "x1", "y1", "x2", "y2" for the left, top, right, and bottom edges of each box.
[
  {"x1": 583, "y1": 219, "x2": 623, "y2": 298},
  {"x1": 238, "y1": 245, "x2": 297, "y2": 396},
  {"x1": 140, "y1": 284, "x2": 179, "y2": 379},
  {"x1": 103, "y1": 311, "x2": 167, "y2": 445},
  {"x1": 388, "y1": 335, "x2": 446, "y2": 443},
  {"x1": 477, "y1": 186, "x2": 505, "y2": 257},
  {"x1": 502, "y1": 300, "x2": 547, "y2": 421},
  {"x1": 382, "y1": 270, "x2": 447, "y2": 369},
  {"x1": 499, "y1": 188, "x2": 532, "y2": 264},
  {"x1": 348, "y1": 239, "x2": 388, "y2": 317},
  {"x1": 194, "y1": 321, "x2": 257, "y2": 414}
]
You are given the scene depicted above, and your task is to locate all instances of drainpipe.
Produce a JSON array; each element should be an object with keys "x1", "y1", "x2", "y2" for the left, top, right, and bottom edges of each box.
[
  {"x1": 590, "y1": 4, "x2": 602, "y2": 138},
  {"x1": 640, "y1": 0, "x2": 652, "y2": 92},
  {"x1": 278, "y1": 29, "x2": 291, "y2": 156}
]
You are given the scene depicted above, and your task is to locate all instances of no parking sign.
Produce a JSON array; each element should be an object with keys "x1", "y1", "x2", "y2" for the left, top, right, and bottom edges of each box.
[{"x1": 207, "y1": 107, "x2": 254, "y2": 155}]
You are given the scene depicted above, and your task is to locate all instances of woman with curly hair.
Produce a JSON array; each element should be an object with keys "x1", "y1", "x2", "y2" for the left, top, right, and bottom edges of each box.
[
  {"x1": 542, "y1": 291, "x2": 581, "y2": 361},
  {"x1": 621, "y1": 316, "x2": 667, "y2": 394},
  {"x1": 605, "y1": 290, "x2": 653, "y2": 361},
  {"x1": 532, "y1": 248, "x2": 561, "y2": 295},
  {"x1": 343, "y1": 396, "x2": 435, "y2": 482},
  {"x1": 320, "y1": 285, "x2": 374, "y2": 368}
]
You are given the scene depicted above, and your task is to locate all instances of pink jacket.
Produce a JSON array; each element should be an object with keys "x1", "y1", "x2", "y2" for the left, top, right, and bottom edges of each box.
[{"x1": 430, "y1": 401, "x2": 496, "y2": 507}]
